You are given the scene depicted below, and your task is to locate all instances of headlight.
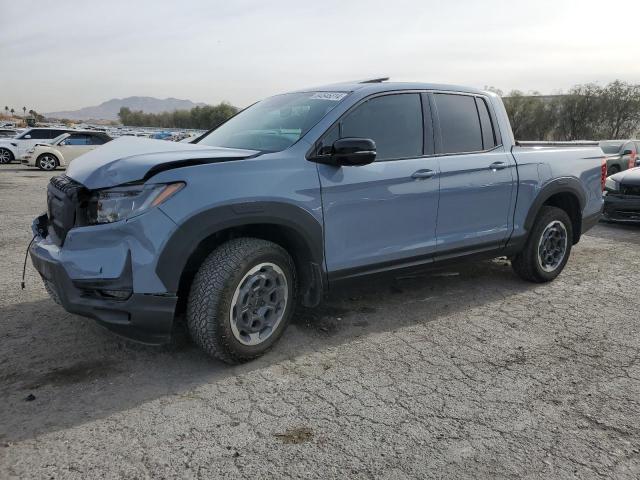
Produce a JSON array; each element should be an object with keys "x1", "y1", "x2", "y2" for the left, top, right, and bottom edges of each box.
[
  {"x1": 27, "y1": 147, "x2": 35, "y2": 153},
  {"x1": 88, "y1": 182, "x2": 184, "y2": 224},
  {"x1": 604, "y1": 177, "x2": 620, "y2": 193}
]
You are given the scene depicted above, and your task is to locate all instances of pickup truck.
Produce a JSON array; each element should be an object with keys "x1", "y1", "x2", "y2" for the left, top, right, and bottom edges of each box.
[{"x1": 29, "y1": 80, "x2": 605, "y2": 364}]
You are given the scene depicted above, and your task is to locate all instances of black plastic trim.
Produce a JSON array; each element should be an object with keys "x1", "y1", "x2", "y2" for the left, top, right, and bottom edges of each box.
[
  {"x1": 522, "y1": 177, "x2": 586, "y2": 233},
  {"x1": 156, "y1": 202, "x2": 326, "y2": 296},
  {"x1": 329, "y1": 241, "x2": 504, "y2": 283}
]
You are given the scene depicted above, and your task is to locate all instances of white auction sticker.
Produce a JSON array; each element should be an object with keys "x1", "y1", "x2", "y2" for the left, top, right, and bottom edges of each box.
[{"x1": 309, "y1": 92, "x2": 348, "y2": 101}]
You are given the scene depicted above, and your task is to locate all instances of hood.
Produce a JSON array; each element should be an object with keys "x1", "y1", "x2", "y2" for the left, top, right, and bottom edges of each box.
[
  {"x1": 611, "y1": 167, "x2": 640, "y2": 187},
  {"x1": 65, "y1": 136, "x2": 259, "y2": 189}
]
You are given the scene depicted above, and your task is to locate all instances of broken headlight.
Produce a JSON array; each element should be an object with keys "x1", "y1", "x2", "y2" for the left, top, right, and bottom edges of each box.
[
  {"x1": 88, "y1": 182, "x2": 184, "y2": 224},
  {"x1": 604, "y1": 177, "x2": 620, "y2": 194}
]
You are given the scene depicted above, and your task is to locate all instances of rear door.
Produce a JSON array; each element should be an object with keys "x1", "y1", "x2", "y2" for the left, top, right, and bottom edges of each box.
[
  {"x1": 432, "y1": 93, "x2": 516, "y2": 254},
  {"x1": 317, "y1": 92, "x2": 441, "y2": 277}
]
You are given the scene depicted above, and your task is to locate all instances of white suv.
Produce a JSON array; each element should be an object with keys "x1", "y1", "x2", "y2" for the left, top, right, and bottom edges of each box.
[{"x1": 0, "y1": 128, "x2": 74, "y2": 164}]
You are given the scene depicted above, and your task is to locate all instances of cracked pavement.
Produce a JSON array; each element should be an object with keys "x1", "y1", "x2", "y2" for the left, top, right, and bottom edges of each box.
[{"x1": 1, "y1": 168, "x2": 640, "y2": 479}]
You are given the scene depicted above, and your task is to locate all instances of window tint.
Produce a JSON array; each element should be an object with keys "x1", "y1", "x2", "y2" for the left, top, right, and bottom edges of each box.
[
  {"x1": 26, "y1": 129, "x2": 50, "y2": 139},
  {"x1": 89, "y1": 135, "x2": 107, "y2": 145},
  {"x1": 476, "y1": 97, "x2": 496, "y2": 149},
  {"x1": 64, "y1": 134, "x2": 90, "y2": 145},
  {"x1": 434, "y1": 94, "x2": 483, "y2": 154},
  {"x1": 49, "y1": 129, "x2": 69, "y2": 139},
  {"x1": 340, "y1": 93, "x2": 423, "y2": 161}
]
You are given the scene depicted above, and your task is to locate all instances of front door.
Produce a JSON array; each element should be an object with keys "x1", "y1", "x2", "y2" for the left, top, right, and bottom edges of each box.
[{"x1": 317, "y1": 92, "x2": 441, "y2": 278}]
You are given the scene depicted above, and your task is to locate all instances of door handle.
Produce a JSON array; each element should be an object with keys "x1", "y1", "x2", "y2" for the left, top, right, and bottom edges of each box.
[
  {"x1": 489, "y1": 161, "x2": 507, "y2": 171},
  {"x1": 411, "y1": 169, "x2": 436, "y2": 179}
]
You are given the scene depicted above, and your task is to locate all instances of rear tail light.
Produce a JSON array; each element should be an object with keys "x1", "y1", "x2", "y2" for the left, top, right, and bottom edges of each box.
[
  {"x1": 601, "y1": 158, "x2": 607, "y2": 191},
  {"x1": 629, "y1": 151, "x2": 637, "y2": 169}
]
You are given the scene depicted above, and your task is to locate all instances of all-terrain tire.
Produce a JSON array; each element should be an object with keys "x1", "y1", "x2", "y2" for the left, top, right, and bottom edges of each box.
[
  {"x1": 187, "y1": 238, "x2": 297, "y2": 364},
  {"x1": 511, "y1": 206, "x2": 573, "y2": 283}
]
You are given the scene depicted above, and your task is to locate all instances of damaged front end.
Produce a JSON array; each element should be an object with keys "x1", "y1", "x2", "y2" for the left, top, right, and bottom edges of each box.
[{"x1": 28, "y1": 174, "x2": 181, "y2": 344}]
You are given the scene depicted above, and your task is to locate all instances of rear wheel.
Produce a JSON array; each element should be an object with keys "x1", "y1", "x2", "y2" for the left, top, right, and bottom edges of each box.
[
  {"x1": 511, "y1": 206, "x2": 573, "y2": 283},
  {"x1": 36, "y1": 154, "x2": 58, "y2": 171},
  {"x1": 0, "y1": 148, "x2": 14, "y2": 164},
  {"x1": 187, "y1": 238, "x2": 296, "y2": 364}
]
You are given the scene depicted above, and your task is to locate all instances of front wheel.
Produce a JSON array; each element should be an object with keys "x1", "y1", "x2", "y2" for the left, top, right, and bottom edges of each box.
[
  {"x1": 36, "y1": 154, "x2": 58, "y2": 171},
  {"x1": 187, "y1": 238, "x2": 296, "y2": 364},
  {"x1": 511, "y1": 206, "x2": 573, "y2": 283},
  {"x1": 0, "y1": 148, "x2": 14, "y2": 164}
]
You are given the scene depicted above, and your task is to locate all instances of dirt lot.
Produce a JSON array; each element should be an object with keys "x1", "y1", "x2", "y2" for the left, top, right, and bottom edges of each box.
[{"x1": 1, "y1": 167, "x2": 640, "y2": 479}]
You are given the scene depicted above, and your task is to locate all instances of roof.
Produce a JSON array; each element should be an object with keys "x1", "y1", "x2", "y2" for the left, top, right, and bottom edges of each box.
[{"x1": 290, "y1": 78, "x2": 487, "y2": 96}]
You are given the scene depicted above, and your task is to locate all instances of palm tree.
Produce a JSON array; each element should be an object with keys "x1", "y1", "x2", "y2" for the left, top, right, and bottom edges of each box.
[
  {"x1": 3, "y1": 106, "x2": 8, "y2": 115},
  {"x1": 10, "y1": 108, "x2": 15, "y2": 116},
  {"x1": 22, "y1": 106, "x2": 26, "y2": 117}
]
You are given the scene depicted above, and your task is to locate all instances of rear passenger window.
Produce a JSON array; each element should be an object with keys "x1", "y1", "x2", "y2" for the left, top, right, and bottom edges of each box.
[
  {"x1": 476, "y1": 97, "x2": 497, "y2": 150},
  {"x1": 340, "y1": 93, "x2": 423, "y2": 161},
  {"x1": 64, "y1": 135, "x2": 90, "y2": 145},
  {"x1": 434, "y1": 94, "x2": 483, "y2": 154},
  {"x1": 27, "y1": 129, "x2": 50, "y2": 139},
  {"x1": 90, "y1": 135, "x2": 107, "y2": 145}
]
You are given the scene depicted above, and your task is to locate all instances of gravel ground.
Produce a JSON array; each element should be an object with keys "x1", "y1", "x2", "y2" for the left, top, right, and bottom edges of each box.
[{"x1": 1, "y1": 167, "x2": 640, "y2": 479}]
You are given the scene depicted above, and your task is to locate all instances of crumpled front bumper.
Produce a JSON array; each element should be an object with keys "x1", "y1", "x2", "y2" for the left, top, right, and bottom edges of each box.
[
  {"x1": 603, "y1": 194, "x2": 640, "y2": 223},
  {"x1": 29, "y1": 210, "x2": 179, "y2": 344}
]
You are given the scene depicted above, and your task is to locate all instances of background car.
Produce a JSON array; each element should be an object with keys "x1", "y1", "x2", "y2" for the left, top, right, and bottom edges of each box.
[
  {"x1": 0, "y1": 128, "x2": 18, "y2": 138},
  {"x1": 603, "y1": 167, "x2": 640, "y2": 222},
  {"x1": 0, "y1": 127, "x2": 75, "y2": 164},
  {"x1": 599, "y1": 140, "x2": 640, "y2": 176},
  {"x1": 22, "y1": 131, "x2": 112, "y2": 170}
]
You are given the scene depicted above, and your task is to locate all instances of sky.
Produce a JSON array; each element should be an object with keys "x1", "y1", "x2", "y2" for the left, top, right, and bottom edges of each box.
[{"x1": 1, "y1": 0, "x2": 639, "y2": 113}]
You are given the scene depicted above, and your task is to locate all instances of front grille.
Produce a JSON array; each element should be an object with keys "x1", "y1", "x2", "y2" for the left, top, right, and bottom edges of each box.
[
  {"x1": 47, "y1": 175, "x2": 87, "y2": 245},
  {"x1": 621, "y1": 185, "x2": 640, "y2": 196}
]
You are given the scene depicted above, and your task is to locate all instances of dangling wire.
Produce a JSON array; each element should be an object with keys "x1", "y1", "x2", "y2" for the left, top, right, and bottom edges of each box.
[{"x1": 21, "y1": 235, "x2": 36, "y2": 289}]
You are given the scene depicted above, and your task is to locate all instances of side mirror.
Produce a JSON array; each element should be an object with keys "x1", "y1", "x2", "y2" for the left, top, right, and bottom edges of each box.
[
  {"x1": 623, "y1": 149, "x2": 633, "y2": 155},
  {"x1": 24, "y1": 134, "x2": 31, "y2": 139},
  {"x1": 326, "y1": 138, "x2": 377, "y2": 166}
]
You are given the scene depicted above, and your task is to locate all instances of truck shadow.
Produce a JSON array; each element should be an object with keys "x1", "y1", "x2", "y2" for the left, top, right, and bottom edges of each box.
[{"x1": 0, "y1": 258, "x2": 532, "y2": 444}]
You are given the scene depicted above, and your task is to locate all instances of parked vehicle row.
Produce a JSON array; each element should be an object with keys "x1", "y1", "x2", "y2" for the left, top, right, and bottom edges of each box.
[{"x1": 29, "y1": 79, "x2": 605, "y2": 363}]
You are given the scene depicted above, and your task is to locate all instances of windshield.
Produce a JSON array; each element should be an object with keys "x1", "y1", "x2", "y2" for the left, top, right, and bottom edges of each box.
[
  {"x1": 600, "y1": 141, "x2": 623, "y2": 154},
  {"x1": 197, "y1": 91, "x2": 348, "y2": 152}
]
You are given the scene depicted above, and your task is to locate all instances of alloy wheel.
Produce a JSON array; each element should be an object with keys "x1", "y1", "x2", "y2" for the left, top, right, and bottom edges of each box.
[
  {"x1": 38, "y1": 155, "x2": 57, "y2": 170},
  {"x1": 229, "y1": 262, "x2": 288, "y2": 346},
  {"x1": 537, "y1": 220, "x2": 568, "y2": 272}
]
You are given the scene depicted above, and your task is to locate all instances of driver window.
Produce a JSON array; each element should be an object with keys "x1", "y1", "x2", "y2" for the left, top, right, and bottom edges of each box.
[{"x1": 339, "y1": 94, "x2": 423, "y2": 161}]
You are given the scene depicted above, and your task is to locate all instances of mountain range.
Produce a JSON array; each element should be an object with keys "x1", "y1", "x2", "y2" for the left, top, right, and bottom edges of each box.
[{"x1": 45, "y1": 96, "x2": 207, "y2": 121}]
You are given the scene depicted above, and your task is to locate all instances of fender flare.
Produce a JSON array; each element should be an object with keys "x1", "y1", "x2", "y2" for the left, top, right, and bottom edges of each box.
[
  {"x1": 156, "y1": 201, "x2": 325, "y2": 297},
  {"x1": 523, "y1": 176, "x2": 586, "y2": 235}
]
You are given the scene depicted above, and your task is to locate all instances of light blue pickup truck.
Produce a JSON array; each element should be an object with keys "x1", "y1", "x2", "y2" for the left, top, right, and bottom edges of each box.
[{"x1": 29, "y1": 79, "x2": 605, "y2": 363}]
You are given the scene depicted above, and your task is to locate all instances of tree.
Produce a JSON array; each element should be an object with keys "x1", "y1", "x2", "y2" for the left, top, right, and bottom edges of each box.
[
  {"x1": 10, "y1": 108, "x2": 14, "y2": 115},
  {"x1": 22, "y1": 106, "x2": 26, "y2": 117},
  {"x1": 503, "y1": 91, "x2": 557, "y2": 140},
  {"x1": 118, "y1": 102, "x2": 238, "y2": 129},
  {"x1": 598, "y1": 81, "x2": 640, "y2": 139},
  {"x1": 4, "y1": 106, "x2": 8, "y2": 115}
]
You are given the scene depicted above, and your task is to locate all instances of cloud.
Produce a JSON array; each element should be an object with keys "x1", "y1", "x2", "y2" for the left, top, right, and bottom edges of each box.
[{"x1": 1, "y1": 0, "x2": 638, "y2": 112}]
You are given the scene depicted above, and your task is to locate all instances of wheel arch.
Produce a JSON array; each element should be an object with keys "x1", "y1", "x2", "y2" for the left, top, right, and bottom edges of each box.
[
  {"x1": 524, "y1": 177, "x2": 585, "y2": 245},
  {"x1": 156, "y1": 202, "x2": 326, "y2": 313}
]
